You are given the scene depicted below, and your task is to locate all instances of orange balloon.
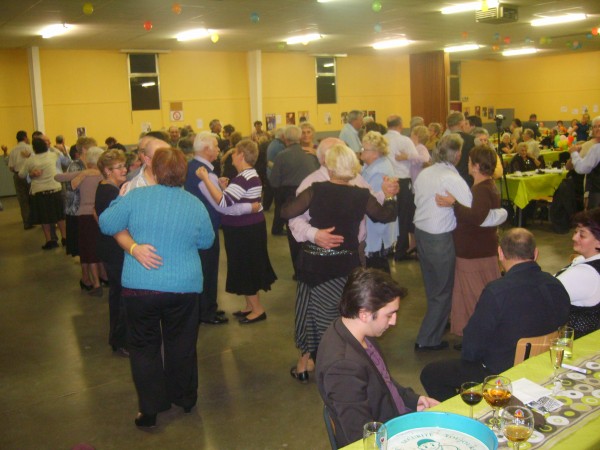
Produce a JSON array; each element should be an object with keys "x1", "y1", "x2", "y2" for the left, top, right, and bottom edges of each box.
[
  {"x1": 143, "y1": 21, "x2": 152, "y2": 31},
  {"x1": 172, "y1": 3, "x2": 182, "y2": 15}
]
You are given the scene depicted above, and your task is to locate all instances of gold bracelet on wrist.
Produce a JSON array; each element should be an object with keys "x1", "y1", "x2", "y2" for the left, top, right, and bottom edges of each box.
[{"x1": 129, "y1": 243, "x2": 138, "y2": 255}]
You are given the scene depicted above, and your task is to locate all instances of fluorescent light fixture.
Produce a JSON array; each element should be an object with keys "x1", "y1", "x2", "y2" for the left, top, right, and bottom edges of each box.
[
  {"x1": 441, "y1": 1, "x2": 498, "y2": 15},
  {"x1": 141, "y1": 82, "x2": 156, "y2": 87},
  {"x1": 531, "y1": 13, "x2": 587, "y2": 27},
  {"x1": 323, "y1": 62, "x2": 334, "y2": 67},
  {"x1": 444, "y1": 44, "x2": 480, "y2": 53},
  {"x1": 286, "y1": 33, "x2": 322, "y2": 45},
  {"x1": 502, "y1": 47, "x2": 538, "y2": 56},
  {"x1": 176, "y1": 28, "x2": 211, "y2": 42},
  {"x1": 372, "y1": 38, "x2": 412, "y2": 50},
  {"x1": 41, "y1": 24, "x2": 72, "y2": 39}
]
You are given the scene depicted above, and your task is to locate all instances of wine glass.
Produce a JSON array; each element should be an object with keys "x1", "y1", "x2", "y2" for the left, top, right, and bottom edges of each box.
[
  {"x1": 549, "y1": 338, "x2": 566, "y2": 383},
  {"x1": 483, "y1": 375, "x2": 512, "y2": 430},
  {"x1": 500, "y1": 406, "x2": 534, "y2": 450},
  {"x1": 460, "y1": 381, "x2": 483, "y2": 419}
]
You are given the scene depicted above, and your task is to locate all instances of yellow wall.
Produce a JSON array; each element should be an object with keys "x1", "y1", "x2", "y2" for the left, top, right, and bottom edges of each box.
[
  {"x1": 461, "y1": 51, "x2": 600, "y2": 123},
  {"x1": 0, "y1": 49, "x2": 33, "y2": 147},
  {"x1": 262, "y1": 53, "x2": 412, "y2": 132}
]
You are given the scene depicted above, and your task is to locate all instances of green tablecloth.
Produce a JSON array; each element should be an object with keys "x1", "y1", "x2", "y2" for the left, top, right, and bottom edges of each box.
[
  {"x1": 502, "y1": 150, "x2": 567, "y2": 166},
  {"x1": 497, "y1": 171, "x2": 567, "y2": 209},
  {"x1": 341, "y1": 330, "x2": 600, "y2": 450}
]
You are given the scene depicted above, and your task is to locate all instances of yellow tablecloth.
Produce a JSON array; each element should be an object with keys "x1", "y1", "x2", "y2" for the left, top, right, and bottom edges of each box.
[
  {"x1": 502, "y1": 149, "x2": 567, "y2": 166},
  {"x1": 341, "y1": 330, "x2": 600, "y2": 450},
  {"x1": 498, "y1": 171, "x2": 567, "y2": 209}
]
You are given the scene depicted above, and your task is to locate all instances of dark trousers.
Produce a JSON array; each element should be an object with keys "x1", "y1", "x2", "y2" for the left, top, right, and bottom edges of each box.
[
  {"x1": 272, "y1": 186, "x2": 297, "y2": 235},
  {"x1": 199, "y1": 236, "x2": 220, "y2": 321},
  {"x1": 262, "y1": 178, "x2": 274, "y2": 211},
  {"x1": 420, "y1": 358, "x2": 490, "y2": 402},
  {"x1": 395, "y1": 178, "x2": 415, "y2": 256},
  {"x1": 13, "y1": 173, "x2": 31, "y2": 227},
  {"x1": 125, "y1": 292, "x2": 199, "y2": 414},
  {"x1": 104, "y1": 260, "x2": 127, "y2": 349}
]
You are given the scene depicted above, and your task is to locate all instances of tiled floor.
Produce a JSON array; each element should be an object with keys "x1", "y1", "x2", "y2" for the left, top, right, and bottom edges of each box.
[{"x1": 0, "y1": 196, "x2": 574, "y2": 449}]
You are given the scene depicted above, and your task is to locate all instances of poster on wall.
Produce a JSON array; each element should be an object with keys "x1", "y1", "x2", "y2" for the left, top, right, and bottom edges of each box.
[
  {"x1": 286, "y1": 112, "x2": 296, "y2": 125},
  {"x1": 482, "y1": 107, "x2": 488, "y2": 118},
  {"x1": 341, "y1": 112, "x2": 348, "y2": 124},
  {"x1": 464, "y1": 107, "x2": 470, "y2": 117},
  {"x1": 475, "y1": 106, "x2": 481, "y2": 117},
  {"x1": 488, "y1": 106, "x2": 495, "y2": 120},
  {"x1": 265, "y1": 114, "x2": 276, "y2": 132},
  {"x1": 368, "y1": 110, "x2": 377, "y2": 122},
  {"x1": 76, "y1": 127, "x2": 87, "y2": 137},
  {"x1": 324, "y1": 112, "x2": 332, "y2": 125},
  {"x1": 298, "y1": 111, "x2": 310, "y2": 123}
]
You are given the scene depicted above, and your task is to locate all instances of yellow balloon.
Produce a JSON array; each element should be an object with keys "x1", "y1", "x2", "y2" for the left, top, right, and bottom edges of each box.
[
  {"x1": 211, "y1": 34, "x2": 219, "y2": 43},
  {"x1": 83, "y1": 3, "x2": 94, "y2": 15}
]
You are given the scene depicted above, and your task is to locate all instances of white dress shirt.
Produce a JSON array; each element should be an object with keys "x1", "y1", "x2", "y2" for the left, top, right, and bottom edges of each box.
[{"x1": 385, "y1": 129, "x2": 418, "y2": 179}]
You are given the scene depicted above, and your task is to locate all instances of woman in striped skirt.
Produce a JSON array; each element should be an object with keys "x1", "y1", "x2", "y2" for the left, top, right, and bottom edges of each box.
[{"x1": 281, "y1": 144, "x2": 397, "y2": 383}]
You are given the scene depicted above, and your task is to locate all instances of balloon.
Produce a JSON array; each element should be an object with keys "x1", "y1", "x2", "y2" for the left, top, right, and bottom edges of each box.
[
  {"x1": 461, "y1": 31, "x2": 468, "y2": 40},
  {"x1": 143, "y1": 21, "x2": 152, "y2": 31},
  {"x1": 83, "y1": 3, "x2": 94, "y2": 15},
  {"x1": 587, "y1": 33, "x2": 593, "y2": 39},
  {"x1": 492, "y1": 44, "x2": 500, "y2": 52},
  {"x1": 568, "y1": 136, "x2": 574, "y2": 144},
  {"x1": 250, "y1": 12, "x2": 260, "y2": 23},
  {"x1": 503, "y1": 36, "x2": 511, "y2": 44},
  {"x1": 371, "y1": 1, "x2": 382, "y2": 13},
  {"x1": 374, "y1": 23, "x2": 382, "y2": 33},
  {"x1": 171, "y1": 3, "x2": 182, "y2": 15},
  {"x1": 494, "y1": 32, "x2": 500, "y2": 41},
  {"x1": 592, "y1": 28, "x2": 599, "y2": 36},
  {"x1": 566, "y1": 41, "x2": 572, "y2": 48},
  {"x1": 211, "y1": 33, "x2": 219, "y2": 43},
  {"x1": 277, "y1": 42, "x2": 286, "y2": 50}
]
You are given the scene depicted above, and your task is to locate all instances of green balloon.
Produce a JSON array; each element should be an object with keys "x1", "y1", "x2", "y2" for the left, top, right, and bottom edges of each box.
[{"x1": 372, "y1": 1, "x2": 382, "y2": 13}]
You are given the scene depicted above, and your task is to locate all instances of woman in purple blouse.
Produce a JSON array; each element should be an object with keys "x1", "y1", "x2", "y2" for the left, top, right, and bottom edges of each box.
[{"x1": 197, "y1": 139, "x2": 277, "y2": 324}]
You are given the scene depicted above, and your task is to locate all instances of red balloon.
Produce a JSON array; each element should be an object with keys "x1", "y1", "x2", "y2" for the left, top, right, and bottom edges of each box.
[
  {"x1": 503, "y1": 36, "x2": 511, "y2": 44},
  {"x1": 143, "y1": 21, "x2": 152, "y2": 31},
  {"x1": 592, "y1": 28, "x2": 599, "y2": 36}
]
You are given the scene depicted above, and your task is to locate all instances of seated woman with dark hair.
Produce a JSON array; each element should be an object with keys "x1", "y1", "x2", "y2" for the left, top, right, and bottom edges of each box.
[
  {"x1": 100, "y1": 147, "x2": 214, "y2": 428},
  {"x1": 556, "y1": 208, "x2": 600, "y2": 337}
]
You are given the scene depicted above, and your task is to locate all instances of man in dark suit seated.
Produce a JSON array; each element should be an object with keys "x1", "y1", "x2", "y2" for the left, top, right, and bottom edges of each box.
[
  {"x1": 420, "y1": 228, "x2": 571, "y2": 401},
  {"x1": 316, "y1": 268, "x2": 439, "y2": 447}
]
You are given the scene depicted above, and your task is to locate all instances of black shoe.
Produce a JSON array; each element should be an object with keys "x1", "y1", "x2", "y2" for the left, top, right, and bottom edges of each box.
[
  {"x1": 61, "y1": 238, "x2": 67, "y2": 247},
  {"x1": 113, "y1": 347, "x2": 130, "y2": 357},
  {"x1": 232, "y1": 310, "x2": 251, "y2": 317},
  {"x1": 100, "y1": 278, "x2": 110, "y2": 287},
  {"x1": 414, "y1": 341, "x2": 449, "y2": 352},
  {"x1": 80, "y1": 280, "x2": 93, "y2": 291},
  {"x1": 201, "y1": 316, "x2": 229, "y2": 325},
  {"x1": 453, "y1": 343, "x2": 463, "y2": 351},
  {"x1": 134, "y1": 413, "x2": 157, "y2": 428},
  {"x1": 41, "y1": 240, "x2": 59, "y2": 250},
  {"x1": 290, "y1": 367, "x2": 309, "y2": 384},
  {"x1": 239, "y1": 312, "x2": 267, "y2": 324},
  {"x1": 216, "y1": 310, "x2": 226, "y2": 316},
  {"x1": 183, "y1": 406, "x2": 193, "y2": 414},
  {"x1": 24, "y1": 224, "x2": 35, "y2": 230}
]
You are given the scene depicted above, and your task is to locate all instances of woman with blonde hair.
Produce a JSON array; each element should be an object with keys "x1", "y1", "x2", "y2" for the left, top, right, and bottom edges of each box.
[
  {"x1": 300, "y1": 122, "x2": 317, "y2": 155},
  {"x1": 426, "y1": 122, "x2": 442, "y2": 153},
  {"x1": 360, "y1": 131, "x2": 397, "y2": 272},
  {"x1": 281, "y1": 144, "x2": 397, "y2": 383}
]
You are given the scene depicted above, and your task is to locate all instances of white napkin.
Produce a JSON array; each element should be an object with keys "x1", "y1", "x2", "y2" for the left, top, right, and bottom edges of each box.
[{"x1": 511, "y1": 378, "x2": 552, "y2": 404}]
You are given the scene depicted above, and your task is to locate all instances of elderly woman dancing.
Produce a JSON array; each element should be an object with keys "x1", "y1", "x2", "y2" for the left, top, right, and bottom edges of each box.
[
  {"x1": 100, "y1": 147, "x2": 214, "y2": 428},
  {"x1": 281, "y1": 144, "x2": 397, "y2": 383}
]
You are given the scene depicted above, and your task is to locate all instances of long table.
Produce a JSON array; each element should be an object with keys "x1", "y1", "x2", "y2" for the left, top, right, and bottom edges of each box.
[
  {"x1": 497, "y1": 170, "x2": 567, "y2": 210},
  {"x1": 502, "y1": 149, "x2": 568, "y2": 167},
  {"x1": 341, "y1": 330, "x2": 600, "y2": 450}
]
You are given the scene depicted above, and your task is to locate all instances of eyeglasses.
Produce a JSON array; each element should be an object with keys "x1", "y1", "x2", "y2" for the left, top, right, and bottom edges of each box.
[{"x1": 110, "y1": 164, "x2": 126, "y2": 170}]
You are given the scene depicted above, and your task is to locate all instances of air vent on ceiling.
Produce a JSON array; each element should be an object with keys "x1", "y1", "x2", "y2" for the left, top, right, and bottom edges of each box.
[{"x1": 476, "y1": 4, "x2": 518, "y2": 24}]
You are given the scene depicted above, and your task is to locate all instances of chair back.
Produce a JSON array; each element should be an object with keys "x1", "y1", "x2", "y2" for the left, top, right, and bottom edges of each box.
[
  {"x1": 514, "y1": 330, "x2": 559, "y2": 365},
  {"x1": 323, "y1": 405, "x2": 338, "y2": 450}
]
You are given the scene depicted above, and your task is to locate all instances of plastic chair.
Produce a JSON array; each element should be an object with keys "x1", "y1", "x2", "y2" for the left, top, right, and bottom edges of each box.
[
  {"x1": 323, "y1": 405, "x2": 338, "y2": 450},
  {"x1": 513, "y1": 330, "x2": 559, "y2": 365}
]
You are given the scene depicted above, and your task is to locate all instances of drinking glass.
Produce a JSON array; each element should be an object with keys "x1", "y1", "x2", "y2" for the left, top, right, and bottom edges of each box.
[
  {"x1": 483, "y1": 375, "x2": 512, "y2": 430},
  {"x1": 363, "y1": 421, "x2": 387, "y2": 450},
  {"x1": 500, "y1": 406, "x2": 534, "y2": 450},
  {"x1": 549, "y1": 338, "x2": 567, "y2": 382},
  {"x1": 557, "y1": 325, "x2": 574, "y2": 359},
  {"x1": 460, "y1": 381, "x2": 483, "y2": 419}
]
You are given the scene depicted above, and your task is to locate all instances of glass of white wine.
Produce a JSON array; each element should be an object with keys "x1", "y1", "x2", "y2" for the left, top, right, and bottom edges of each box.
[
  {"x1": 549, "y1": 338, "x2": 567, "y2": 383},
  {"x1": 500, "y1": 406, "x2": 534, "y2": 450}
]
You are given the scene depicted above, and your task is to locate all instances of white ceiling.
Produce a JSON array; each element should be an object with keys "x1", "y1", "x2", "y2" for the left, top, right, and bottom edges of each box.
[{"x1": 1, "y1": 0, "x2": 599, "y2": 60}]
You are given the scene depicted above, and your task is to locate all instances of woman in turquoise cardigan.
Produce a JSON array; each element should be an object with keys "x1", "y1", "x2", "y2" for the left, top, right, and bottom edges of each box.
[{"x1": 100, "y1": 147, "x2": 214, "y2": 429}]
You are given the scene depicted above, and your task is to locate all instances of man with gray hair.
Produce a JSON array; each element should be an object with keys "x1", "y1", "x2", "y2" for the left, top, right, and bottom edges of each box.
[
  {"x1": 269, "y1": 125, "x2": 320, "y2": 273},
  {"x1": 184, "y1": 132, "x2": 255, "y2": 325},
  {"x1": 121, "y1": 135, "x2": 169, "y2": 194},
  {"x1": 413, "y1": 134, "x2": 506, "y2": 351},
  {"x1": 569, "y1": 116, "x2": 600, "y2": 208},
  {"x1": 339, "y1": 110, "x2": 364, "y2": 153}
]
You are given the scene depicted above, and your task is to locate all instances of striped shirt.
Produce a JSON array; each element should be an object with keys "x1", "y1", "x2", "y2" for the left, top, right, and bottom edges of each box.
[{"x1": 220, "y1": 168, "x2": 264, "y2": 227}]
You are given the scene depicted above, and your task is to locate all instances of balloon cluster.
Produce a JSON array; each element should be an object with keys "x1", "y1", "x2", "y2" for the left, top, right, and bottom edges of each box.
[{"x1": 567, "y1": 40, "x2": 582, "y2": 50}]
